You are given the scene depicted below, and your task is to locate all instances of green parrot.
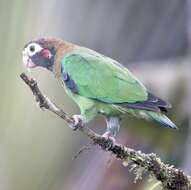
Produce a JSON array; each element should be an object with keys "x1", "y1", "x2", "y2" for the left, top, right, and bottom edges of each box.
[{"x1": 22, "y1": 37, "x2": 177, "y2": 140}]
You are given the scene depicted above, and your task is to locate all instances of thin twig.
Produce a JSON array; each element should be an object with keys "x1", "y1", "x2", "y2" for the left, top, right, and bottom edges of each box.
[
  {"x1": 20, "y1": 72, "x2": 191, "y2": 190},
  {"x1": 72, "y1": 143, "x2": 93, "y2": 160}
]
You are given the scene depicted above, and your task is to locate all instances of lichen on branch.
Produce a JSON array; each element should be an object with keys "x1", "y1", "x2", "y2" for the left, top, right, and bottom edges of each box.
[{"x1": 20, "y1": 72, "x2": 191, "y2": 190}]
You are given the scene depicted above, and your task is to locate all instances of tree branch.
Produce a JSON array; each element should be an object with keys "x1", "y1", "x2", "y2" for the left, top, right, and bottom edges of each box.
[{"x1": 20, "y1": 72, "x2": 191, "y2": 190}]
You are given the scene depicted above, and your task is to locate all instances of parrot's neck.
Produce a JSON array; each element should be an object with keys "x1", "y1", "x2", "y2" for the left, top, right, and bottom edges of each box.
[{"x1": 53, "y1": 41, "x2": 75, "y2": 78}]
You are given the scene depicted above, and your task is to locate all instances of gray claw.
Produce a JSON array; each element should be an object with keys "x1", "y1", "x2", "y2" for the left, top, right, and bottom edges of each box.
[
  {"x1": 101, "y1": 131, "x2": 116, "y2": 150},
  {"x1": 102, "y1": 132, "x2": 116, "y2": 143},
  {"x1": 71, "y1": 115, "x2": 85, "y2": 130}
]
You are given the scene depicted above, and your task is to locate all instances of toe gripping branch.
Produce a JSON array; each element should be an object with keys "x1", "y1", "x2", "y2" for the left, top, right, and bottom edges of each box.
[{"x1": 71, "y1": 115, "x2": 85, "y2": 131}]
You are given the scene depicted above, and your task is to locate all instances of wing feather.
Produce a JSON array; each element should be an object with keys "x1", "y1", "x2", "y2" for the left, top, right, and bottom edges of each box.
[{"x1": 62, "y1": 47, "x2": 148, "y2": 104}]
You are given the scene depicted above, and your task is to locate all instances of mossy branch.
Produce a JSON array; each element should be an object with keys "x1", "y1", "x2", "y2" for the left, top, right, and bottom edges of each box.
[{"x1": 20, "y1": 72, "x2": 191, "y2": 190}]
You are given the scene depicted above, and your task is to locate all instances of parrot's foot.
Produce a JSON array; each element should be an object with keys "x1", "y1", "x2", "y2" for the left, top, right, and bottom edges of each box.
[
  {"x1": 71, "y1": 114, "x2": 85, "y2": 130},
  {"x1": 101, "y1": 131, "x2": 116, "y2": 149}
]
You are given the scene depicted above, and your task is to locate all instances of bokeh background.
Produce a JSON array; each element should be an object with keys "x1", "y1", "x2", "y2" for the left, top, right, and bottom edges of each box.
[{"x1": 0, "y1": 0, "x2": 190, "y2": 189}]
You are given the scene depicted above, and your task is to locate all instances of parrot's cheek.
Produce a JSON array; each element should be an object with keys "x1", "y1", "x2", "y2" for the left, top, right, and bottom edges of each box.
[{"x1": 23, "y1": 56, "x2": 37, "y2": 68}]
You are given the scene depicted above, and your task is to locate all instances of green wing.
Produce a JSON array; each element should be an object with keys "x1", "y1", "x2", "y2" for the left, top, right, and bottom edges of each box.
[{"x1": 61, "y1": 47, "x2": 148, "y2": 104}]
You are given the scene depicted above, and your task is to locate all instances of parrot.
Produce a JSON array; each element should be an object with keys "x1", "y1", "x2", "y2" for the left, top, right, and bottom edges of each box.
[{"x1": 22, "y1": 37, "x2": 177, "y2": 141}]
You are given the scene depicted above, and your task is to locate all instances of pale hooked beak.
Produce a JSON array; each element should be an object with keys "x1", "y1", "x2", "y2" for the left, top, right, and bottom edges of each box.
[{"x1": 22, "y1": 51, "x2": 37, "y2": 68}]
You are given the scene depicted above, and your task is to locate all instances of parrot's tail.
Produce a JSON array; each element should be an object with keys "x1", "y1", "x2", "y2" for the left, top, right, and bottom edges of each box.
[{"x1": 145, "y1": 111, "x2": 177, "y2": 129}]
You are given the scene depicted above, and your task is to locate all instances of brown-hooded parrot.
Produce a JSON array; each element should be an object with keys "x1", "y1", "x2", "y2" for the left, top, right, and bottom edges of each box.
[{"x1": 22, "y1": 37, "x2": 177, "y2": 140}]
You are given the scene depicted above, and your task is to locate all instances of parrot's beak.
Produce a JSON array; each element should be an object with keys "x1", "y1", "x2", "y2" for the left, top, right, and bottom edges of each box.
[{"x1": 22, "y1": 52, "x2": 37, "y2": 68}]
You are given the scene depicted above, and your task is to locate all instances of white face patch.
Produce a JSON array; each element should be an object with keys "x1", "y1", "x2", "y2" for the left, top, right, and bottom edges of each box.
[
  {"x1": 22, "y1": 42, "x2": 43, "y2": 68},
  {"x1": 23, "y1": 42, "x2": 43, "y2": 57}
]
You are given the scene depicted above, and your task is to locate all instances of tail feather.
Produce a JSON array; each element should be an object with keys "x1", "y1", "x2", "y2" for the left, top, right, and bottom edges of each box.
[{"x1": 146, "y1": 111, "x2": 177, "y2": 129}]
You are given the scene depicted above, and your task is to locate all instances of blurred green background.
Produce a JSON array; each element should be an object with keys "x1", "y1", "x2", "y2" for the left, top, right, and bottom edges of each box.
[{"x1": 0, "y1": 0, "x2": 190, "y2": 189}]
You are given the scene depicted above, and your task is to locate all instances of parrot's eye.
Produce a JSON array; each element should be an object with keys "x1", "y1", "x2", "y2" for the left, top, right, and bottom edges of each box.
[
  {"x1": 29, "y1": 45, "x2": 35, "y2": 52},
  {"x1": 24, "y1": 43, "x2": 43, "y2": 57}
]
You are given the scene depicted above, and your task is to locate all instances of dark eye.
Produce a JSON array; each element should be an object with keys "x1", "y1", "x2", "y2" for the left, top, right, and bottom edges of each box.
[{"x1": 29, "y1": 45, "x2": 35, "y2": 52}]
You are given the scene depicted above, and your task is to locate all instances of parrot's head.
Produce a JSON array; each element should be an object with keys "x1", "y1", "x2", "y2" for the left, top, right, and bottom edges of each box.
[{"x1": 22, "y1": 37, "x2": 60, "y2": 71}]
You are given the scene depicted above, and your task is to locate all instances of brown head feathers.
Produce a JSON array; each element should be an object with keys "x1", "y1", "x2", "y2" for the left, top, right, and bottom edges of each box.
[{"x1": 30, "y1": 37, "x2": 75, "y2": 78}]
